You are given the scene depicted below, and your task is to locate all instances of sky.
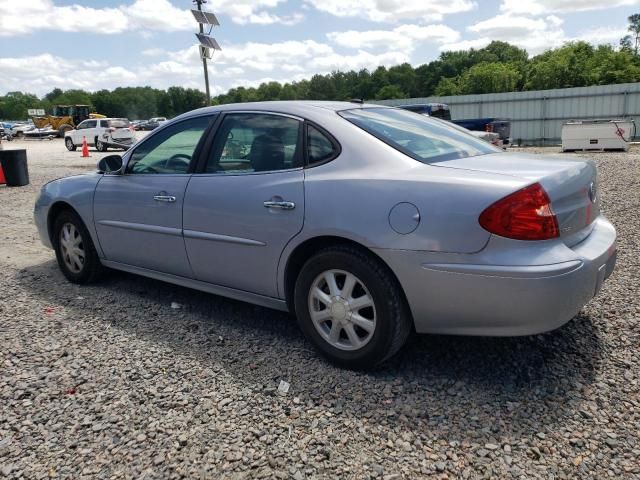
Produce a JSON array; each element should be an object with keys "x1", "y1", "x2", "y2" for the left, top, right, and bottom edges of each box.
[{"x1": 0, "y1": 0, "x2": 639, "y2": 97}]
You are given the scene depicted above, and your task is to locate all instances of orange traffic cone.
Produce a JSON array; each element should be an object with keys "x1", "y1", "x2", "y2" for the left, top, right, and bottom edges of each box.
[
  {"x1": 0, "y1": 164, "x2": 6, "y2": 185},
  {"x1": 81, "y1": 136, "x2": 90, "y2": 157}
]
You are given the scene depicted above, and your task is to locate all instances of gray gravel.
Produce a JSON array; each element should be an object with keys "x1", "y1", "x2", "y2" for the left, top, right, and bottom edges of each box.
[{"x1": 1, "y1": 139, "x2": 639, "y2": 479}]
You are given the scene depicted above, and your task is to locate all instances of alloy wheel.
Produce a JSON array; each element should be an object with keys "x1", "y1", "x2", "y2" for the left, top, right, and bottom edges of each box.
[
  {"x1": 308, "y1": 269, "x2": 377, "y2": 351},
  {"x1": 59, "y1": 223, "x2": 85, "y2": 273}
]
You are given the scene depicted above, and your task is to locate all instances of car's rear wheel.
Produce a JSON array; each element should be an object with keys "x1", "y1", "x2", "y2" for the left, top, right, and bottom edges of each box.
[
  {"x1": 53, "y1": 210, "x2": 104, "y2": 284},
  {"x1": 294, "y1": 245, "x2": 412, "y2": 369},
  {"x1": 96, "y1": 138, "x2": 107, "y2": 152},
  {"x1": 65, "y1": 137, "x2": 76, "y2": 151}
]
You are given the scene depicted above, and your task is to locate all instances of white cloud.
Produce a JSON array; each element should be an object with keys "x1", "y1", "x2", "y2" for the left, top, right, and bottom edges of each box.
[
  {"x1": 502, "y1": 0, "x2": 638, "y2": 15},
  {"x1": 573, "y1": 26, "x2": 629, "y2": 44},
  {"x1": 439, "y1": 38, "x2": 493, "y2": 52},
  {"x1": 328, "y1": 24, "x2": 460, "y2": 51},
  {"x1": 202, "y1": 0, "x2": 303, "y2": 25},
  {"x1": 440, "y1": 14, "x2": 566, "y2": 54},
  {"x1": 0, "y1": 39, "x2": 411, "y2": 96},
  {"x1": 442, "y1": 10, "x2": 629, "y2": 55},
  {"x1": 465, "y1": 14, "x2": 567, "y2": 53},
  {"x1": 305, "y1": 0, "x2": 476, "y2": 22},
  {"x1": 0, "y1": 0, "x2": 193, "y2": 36},
  {"x1": 0, "y1": 0, "x2": 303, "y2": 36}
]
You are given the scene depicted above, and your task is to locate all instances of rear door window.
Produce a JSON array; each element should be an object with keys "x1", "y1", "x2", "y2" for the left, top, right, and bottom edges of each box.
[{"x1": 205, "y1": 113, "x2": 302, "y2": 174}]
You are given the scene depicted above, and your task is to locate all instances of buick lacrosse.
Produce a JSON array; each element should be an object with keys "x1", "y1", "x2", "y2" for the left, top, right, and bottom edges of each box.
[{"x1": 35, "y1": 101, "x2": 617, "y2": 368}]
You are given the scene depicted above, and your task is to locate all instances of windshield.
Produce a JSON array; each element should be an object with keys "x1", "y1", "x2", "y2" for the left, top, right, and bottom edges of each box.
[{"x1": 340, "y1": 107, "x2": 499, "y2": 163}]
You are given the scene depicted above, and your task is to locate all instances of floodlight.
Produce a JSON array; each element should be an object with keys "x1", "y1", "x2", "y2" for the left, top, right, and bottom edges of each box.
[
  {"x1": 196, "y1": 33, "x2": 221, "y2": 51},
  {"x1": 191, "y1": 9, "x2": 220, "y2": 26}
]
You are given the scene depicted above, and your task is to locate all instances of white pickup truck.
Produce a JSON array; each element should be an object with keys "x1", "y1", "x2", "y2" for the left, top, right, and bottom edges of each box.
[{"x1": 65, "y1": 118, "x2": 135, "y2": 152}]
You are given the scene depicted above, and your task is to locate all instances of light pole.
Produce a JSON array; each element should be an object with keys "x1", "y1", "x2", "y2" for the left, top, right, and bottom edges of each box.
[
  {"x1": 192, "y1": 0, "x2": 221, "y2": 105},
  {"x1": 194, "y1": 0, "x2": 210, "y2": 103}
]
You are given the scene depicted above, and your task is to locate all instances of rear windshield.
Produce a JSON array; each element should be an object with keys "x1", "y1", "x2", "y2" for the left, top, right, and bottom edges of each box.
[
  {"x1": 107, "y1": 119, "x2": 130, "y2": 128},
  {"x1": 340, "y1": 107, "x2": 498, "y2": 163}
]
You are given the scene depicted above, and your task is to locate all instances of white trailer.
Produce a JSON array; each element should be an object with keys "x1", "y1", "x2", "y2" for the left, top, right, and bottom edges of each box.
[{"x1": 561, "y1": 119, "x2": 635, "y2": 152}]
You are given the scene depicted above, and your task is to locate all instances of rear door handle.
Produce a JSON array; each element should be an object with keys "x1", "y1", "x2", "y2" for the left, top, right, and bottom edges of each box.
[
  {"x1": 154, "y1": 195, "x2": 176, "y2": 203},
  {"x1": 263, "y1": 200, "x2": 295, "y2": 210}
]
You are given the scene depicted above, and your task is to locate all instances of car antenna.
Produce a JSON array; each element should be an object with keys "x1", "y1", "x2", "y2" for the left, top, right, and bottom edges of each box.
[{"x1": 349, "y1": 98, "x2": 364, "y2": 105}]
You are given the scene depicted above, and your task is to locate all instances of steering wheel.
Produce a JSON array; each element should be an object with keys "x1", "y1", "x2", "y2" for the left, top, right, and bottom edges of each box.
[{"x1": 165, "y1": 153, "x2": 191, "y2": 170}]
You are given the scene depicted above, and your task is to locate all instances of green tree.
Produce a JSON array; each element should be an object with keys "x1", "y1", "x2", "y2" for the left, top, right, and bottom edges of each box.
[
  {"x1": 459, "y1": 62, "x2": 521, "y2": 94},
  {"x1": 627, "y1": 13, "x2": 640, "y2": 54},
  {"x1": 434, "y1": 77, "x2": 462, "y2": 96},
  {"x1": 0, "y1": 92, "x2": 44, "y2": 120},
  {"x1": 307, "y1": 74, "x2": 337, "y2": 100},
  {"x1": 375, "y1": 84, "x2": 406, "y2": 100},
  {"x1": 526, "y1": 42, "x2": 595, "y2": 90}
]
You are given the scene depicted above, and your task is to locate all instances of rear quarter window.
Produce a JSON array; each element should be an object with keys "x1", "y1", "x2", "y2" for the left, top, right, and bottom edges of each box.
[{"x1": 339, "y1": 107, "x2": 498, "y2": 164}]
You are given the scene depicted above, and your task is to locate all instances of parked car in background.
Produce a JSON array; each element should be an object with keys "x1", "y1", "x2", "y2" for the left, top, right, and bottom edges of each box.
[
  {"x1": 0, "y1": 124, "x2": 12, "y2": 142},
  {"x1": 138, "y1": 117, "x2": 168, "y2": 131},
  {"x1": 454, "y1": 117, "x2": 511, "y2": 145},
  {"x1": 65, "y1": 118, "x2": 135, "y2": 152},
  {"x1": 398, "y1": 103, "x2": 451, "y2": 120},
  {"x1": 10, "y1": 122, "x2": 35, "y2": 138},
  {"x1": 398, "y1": 104, "x2": 512, "y2": 146},
  {"x1": 36, "y1": 102, "x2": 616, "y2": 368}
]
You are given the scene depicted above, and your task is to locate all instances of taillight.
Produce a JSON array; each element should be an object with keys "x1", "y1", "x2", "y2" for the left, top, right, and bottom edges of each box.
[{"x1": 479, "y1": 183, "x2": 559, "y2": 241}]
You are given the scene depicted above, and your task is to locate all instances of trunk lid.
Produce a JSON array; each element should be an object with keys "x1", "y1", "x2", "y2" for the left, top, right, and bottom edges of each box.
[{"x1": 434, "y1": 152, "x2": 599, "y2": 246}]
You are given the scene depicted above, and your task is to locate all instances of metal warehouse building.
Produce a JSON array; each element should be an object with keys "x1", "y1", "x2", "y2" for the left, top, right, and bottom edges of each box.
[{"x1": 376, "y1": 82, "x2": 640, "y2": 145}]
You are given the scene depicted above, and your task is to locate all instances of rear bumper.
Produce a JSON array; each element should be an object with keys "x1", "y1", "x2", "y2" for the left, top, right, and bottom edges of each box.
[{"x1": 374, "y1": 216, "x2": 616, "y2": 336}]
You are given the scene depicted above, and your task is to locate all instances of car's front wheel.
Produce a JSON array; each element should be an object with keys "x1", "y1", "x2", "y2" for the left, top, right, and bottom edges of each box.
[
  {"x1": 294, "y1": 245, "x2": 412, "y2": 369},
  {"x1": 95, "y1": 138, "x2": 107, "y2": 152},
  {"x1": 53, "y1": 210, "x2": 104, "y2": 284},
  {"x1": 65, "y1": 137, "x2": 76, "y2": 151}
]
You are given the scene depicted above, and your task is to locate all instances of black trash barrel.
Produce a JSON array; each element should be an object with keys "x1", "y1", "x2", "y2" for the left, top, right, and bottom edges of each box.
[{"x1": 0, "y1": 149, "x2": 29, "y2": 187}]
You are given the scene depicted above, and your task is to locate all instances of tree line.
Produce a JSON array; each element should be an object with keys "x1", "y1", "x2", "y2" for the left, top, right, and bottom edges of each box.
[
  {"x1": 215, "y1": 41, "x2": 640, "y2": 104},
  {"x1": 0, "y1": 86, "x2": 207, "y2": 121},
  {"x1": 1, "y1": 29, "x2": 640, "y2": 121}
]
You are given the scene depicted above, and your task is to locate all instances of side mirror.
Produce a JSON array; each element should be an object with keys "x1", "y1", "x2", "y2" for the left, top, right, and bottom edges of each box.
[{"x1": 97, "y1": 154, "x2": 123, "y2": 174}]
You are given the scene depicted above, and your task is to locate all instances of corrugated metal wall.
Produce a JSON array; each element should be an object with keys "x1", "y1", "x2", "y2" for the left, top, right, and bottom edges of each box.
[{"x1": 375, "y1": 82, "x2": 640, "y2": 145}]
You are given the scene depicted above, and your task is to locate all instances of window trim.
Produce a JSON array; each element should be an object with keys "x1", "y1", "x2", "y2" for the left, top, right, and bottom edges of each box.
[
  {"x1": 194, "y1": 110, "x2": 305, "y2": 176},
  {"x1": 303, "y1": 120, "x2": 341, "y2": 168},
  {"x1": 123, "y1": 113, "x2": 219, "y2": 176}
]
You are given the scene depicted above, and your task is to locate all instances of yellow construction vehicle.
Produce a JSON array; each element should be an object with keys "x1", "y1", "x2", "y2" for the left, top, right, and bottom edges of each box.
[{"x1": 31, "y1": 105, "x2": 105, "y2": 137}]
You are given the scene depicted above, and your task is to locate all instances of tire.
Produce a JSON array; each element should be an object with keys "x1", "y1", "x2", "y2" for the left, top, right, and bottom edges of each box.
[
  {"x1": 52, "y1": 210, "x2": 104, "y2": 284},
  {"x1": 58, "y1": 124, "x2": 72, "y2": 138},
  {"x1": 95, "y1": 138, "x2": 107, "y2": 152},
  {"x1": 294, "y1": 245, "x2": 412, "y2": 369},
  {"x1": 65, "y1": 137, "x2": 76, "y2": 151},
  {"x1": 16, "y1": 131, "x2": 24, "y2": 139}
]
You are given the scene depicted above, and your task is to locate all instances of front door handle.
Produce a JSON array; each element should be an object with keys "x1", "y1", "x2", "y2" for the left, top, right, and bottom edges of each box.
[
  {"x1": 263, "y1": 200, "x2": 295, "y2": 210},
  {"x1": 154, "y1": 195, "x2": 176, "y2": 203}
]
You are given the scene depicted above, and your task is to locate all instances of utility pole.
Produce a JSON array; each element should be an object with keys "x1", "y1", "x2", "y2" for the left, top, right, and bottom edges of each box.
[{"x1": 194, "y1": 0, "x2": 211, "y2": 104}]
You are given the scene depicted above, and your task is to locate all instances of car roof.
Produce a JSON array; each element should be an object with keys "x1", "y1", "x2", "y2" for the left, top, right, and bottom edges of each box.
[{"x1": 180, "y1": 100, "x2": 391, "y2": 120}]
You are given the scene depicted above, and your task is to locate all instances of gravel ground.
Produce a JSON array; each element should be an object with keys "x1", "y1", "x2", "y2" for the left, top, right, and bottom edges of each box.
[{"x1": 0, "y1": 139, "x2": 639, "y2": 479}]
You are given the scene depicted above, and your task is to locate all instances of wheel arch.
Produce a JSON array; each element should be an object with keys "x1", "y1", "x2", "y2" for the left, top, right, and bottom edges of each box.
[
  {"x1": 282, "y1": 235, "x2": 412, "y2": 323},
  {"x1": 47, "y1": 201, "x2": 79, "y2": 245}
]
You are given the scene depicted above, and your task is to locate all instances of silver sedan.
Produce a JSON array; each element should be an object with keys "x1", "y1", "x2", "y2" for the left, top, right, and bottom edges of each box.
[{"x1": 34, "y1": 101, "x2": 617, "y2": 368}]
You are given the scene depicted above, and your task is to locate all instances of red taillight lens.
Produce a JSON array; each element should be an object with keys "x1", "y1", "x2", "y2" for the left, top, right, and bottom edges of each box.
[{"x1": 479, "y1": 183, "x2": 559, "y2": 241}]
